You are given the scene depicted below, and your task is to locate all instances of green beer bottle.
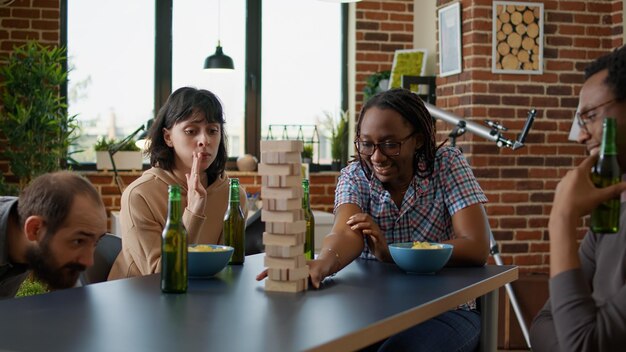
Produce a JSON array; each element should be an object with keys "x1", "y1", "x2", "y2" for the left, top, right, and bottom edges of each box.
[
  {"x1": 302, "y1": 179, "x2": 315, "y2": 260},
  {"x1": 161, "y1": 184, "x2": 188, "y2": 293},
  {"x1": 591, "y1": 117, "x2": 621, "y2": 234},
  {"x1": 224, "y1": 178, "x2": 245, "y2": 264}
]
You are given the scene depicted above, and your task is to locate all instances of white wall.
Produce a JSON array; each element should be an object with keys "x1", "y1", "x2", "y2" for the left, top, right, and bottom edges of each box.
[{"x1": 413, "y1": 0, "x2": 437, "y2": 75}]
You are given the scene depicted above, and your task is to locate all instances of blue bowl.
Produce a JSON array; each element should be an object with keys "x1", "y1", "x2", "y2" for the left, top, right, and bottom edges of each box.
[
  {"x1": 187, "y1": 244, "x2": 234, "y2": 278},
  {"x1": 389, "y1": 242, "x2": 453, "y2": 274}
]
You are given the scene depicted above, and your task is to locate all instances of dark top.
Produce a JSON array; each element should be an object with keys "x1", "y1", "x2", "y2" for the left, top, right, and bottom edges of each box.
[
  {"x1": 0, "y1": 197, "x2": 29, "y2": 299},
  {"x1": 530, "y1": 202, "x2": 626, "y2": 351}
]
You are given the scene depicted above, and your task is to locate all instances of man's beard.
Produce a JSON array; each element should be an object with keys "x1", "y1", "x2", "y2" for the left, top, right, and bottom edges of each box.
[{"x1": 25, "y1": 236, "x2": 87, "y2": 290}]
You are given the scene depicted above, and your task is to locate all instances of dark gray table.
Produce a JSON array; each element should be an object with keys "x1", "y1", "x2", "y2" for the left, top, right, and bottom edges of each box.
[{"x1": 0, "y1": 254, "x2": 517, "y2": 352}]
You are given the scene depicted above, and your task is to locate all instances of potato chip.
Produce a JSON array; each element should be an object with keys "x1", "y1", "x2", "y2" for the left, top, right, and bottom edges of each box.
[
  {"x1": 188, "y1": 245, "x2": 228, "y2": 252},
  {"x1": 411, "y1": 241, "x2": 442, "y2": 250}
]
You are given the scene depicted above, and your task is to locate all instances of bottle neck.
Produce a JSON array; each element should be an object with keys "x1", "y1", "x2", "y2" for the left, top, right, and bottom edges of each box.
[
  {"x1": 229, "y1": 187, "x2": 240, "y2": 204},
  {"x1": 302, "y1": 186, "x2": 310, "y2": 208},
  {"x1": 601, "y1": 118, "x2": 617, "y2": 155},
  {"x1": 167, "y1": 197, "x2": 182, "y2": 223}
]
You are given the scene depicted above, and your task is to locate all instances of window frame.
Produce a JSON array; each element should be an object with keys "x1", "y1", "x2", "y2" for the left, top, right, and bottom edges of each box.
[{"x1": 61, "y1": 0, "x2": 348, "y2": 168}]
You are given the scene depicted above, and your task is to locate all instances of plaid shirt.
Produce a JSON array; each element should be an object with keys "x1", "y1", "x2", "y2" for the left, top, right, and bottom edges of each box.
[{"x1": 335, "y1": 146, "x2": 488, "y2": 260}]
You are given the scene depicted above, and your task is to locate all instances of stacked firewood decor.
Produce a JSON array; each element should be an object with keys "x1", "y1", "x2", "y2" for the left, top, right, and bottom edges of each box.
[{"x1": 494, "y1": 3, "x2": 541, "y2": 71}]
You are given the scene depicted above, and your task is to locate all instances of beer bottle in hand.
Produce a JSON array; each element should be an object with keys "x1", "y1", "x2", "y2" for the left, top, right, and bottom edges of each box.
[
  {"x1": 591, "y1": 117, "x2": 621, "y2": 234},
  {"x1": 161, "y1": 184, "x2": 188, "y2": 293},
  {"x1": 224, "y1": 178, "x2": 245, "y2": 264},
  {"x1": 302, "y1": 179, "x2": 315, "y2": 260}
]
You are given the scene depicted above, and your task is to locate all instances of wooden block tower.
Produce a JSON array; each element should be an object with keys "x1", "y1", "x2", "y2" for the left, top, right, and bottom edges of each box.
[{"x1": 259, "y1": 140, "x2": 308, "y2": 292}]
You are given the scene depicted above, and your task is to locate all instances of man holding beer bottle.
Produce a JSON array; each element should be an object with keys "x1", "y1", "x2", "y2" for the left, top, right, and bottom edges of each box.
[{"x1": 530, "y1": 46, "x2": 626, "y2": 351}]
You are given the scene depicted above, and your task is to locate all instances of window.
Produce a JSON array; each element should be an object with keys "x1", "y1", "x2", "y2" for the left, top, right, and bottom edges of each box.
[
  {"x1": 262, "y1": 1, "x2": 342, "y2": 164},
  {"x1": 172, "y1": 0, "x2": 246, "y2": 157},
  {"x1": 65, "y1": 0, "x2": 345, "y2": 164},
  {"x1": 67, "y1": 0, "x2": 155, "y2": 163}
]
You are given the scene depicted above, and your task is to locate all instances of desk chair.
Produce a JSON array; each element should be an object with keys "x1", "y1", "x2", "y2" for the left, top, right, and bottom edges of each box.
[
  {"x1": 245, "y1": 212, "x2": 264, "y2": 255},
  {"x1": 79, "y1": 234, "x2": 121, "y2": 285}
]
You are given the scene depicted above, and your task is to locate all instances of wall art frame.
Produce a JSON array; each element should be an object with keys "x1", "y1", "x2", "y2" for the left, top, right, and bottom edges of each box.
[
  {"x1": 438, "y1": 2, "x2": 462, "y2": 77},
  {"x1": 492, "y1": 1, "x2": 544, "y2": 74}
]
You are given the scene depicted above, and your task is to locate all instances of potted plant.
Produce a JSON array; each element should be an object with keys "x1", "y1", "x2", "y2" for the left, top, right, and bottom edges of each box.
[
  {"x1": 94, "y1": 136, "x2": 143, "y2": 171},
  {"x1": 324, "y1": 111, "x2": 349, "y2": 171},
  {"x1": 363, "y1": 70, "x2": 391, "y2": 102},
  {"x1": 0, "y1": 41, "x2": 79, "y2": 194},
  {"x1": 301, "y1": 143, "x2": 314, "y2": 164}
]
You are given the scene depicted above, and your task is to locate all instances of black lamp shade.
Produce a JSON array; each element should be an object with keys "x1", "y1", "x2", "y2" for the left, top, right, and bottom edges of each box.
[{"x1": 204, "y1": 45, "x2": 234, "y2": 70}]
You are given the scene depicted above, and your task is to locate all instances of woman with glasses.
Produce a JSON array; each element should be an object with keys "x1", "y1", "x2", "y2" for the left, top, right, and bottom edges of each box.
[{"x1": 312, "y1": 88, "x2": 489, "y2": 351}]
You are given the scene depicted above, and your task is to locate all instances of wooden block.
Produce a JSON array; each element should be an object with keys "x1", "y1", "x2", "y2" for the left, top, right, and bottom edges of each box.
[
  {"x1": 264, "y1": 278, "x2": 308, "y2": 293},
  {"x1": 261, "y1": 186, "x2": 303, "y2": 199},
  {"x1": 261, "y1": 175, "x2": 302, "y2": 188},
  {"x1": 263, "y1": 232, "x2": 305, "y2": 246},
  {"x1": 260, "y1": 151, "x2": 302, "y2": 164},
  {"x1": 265, "y1": 244, "x2": 304, "y2": 258},
  {"x1": 260, "y1": 140, "x2": 303, "y2": 152},
  {"x1": 264, "y1": 254, "x2": 306, "y2": 269},
  {"x1": 257, "y1": 163, "x2": 301, "y2": 176},
  {"x1": 262, "y1": 209, "x2": 304, "y2": 222},
  {"x1": 265, "y1": 220, "x2": 307, "y2": 234},
  {"x1": 267, "y1": 266, "x2": 309, "y2": 281},
  {"x1": 262, "y1": 198, "x2": 302, "y2": 211}
]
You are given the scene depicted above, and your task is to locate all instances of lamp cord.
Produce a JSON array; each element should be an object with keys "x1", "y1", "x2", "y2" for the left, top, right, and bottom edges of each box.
[{"x1": 217, "y1": 0, "x2": 221, "y2": 45}]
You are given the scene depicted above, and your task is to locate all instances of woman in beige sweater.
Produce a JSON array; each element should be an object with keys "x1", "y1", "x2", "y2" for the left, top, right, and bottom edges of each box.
[{"x1": 109, "y1": 87, "x2": 245, "y2": 279}]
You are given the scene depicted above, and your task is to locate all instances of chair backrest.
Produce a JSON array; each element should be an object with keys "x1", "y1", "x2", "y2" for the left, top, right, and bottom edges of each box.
[
  {"x1": 79, "y1": 234, "x2": 121, "y2": 285},
  {"x1": 245, "y1": 213, "x2": 264, "y2": 255}
]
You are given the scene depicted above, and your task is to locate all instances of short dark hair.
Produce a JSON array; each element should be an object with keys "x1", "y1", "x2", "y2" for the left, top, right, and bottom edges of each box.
[
  {"x1": 584, "y1": 45, "x2": 626, "y2": 102},
  {"x1": 357, "y1": 88, "x2": 438, "y2": 179},
  {"x1": 148, "y1": 87, "x2": 227, "y2": 186},
  {"x1": 17, "y1": 172, "x2": 104, "y2": 235}
]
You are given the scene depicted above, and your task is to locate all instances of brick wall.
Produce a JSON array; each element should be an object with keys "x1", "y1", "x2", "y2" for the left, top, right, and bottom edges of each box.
[
  {"x1": 1, "y1": 0, "x2": 624, "y2": 276},
  {"x1": 0, "y1": 0, "x2": 60, "y2": 55},
  {"x1": 431, "y1": 0, "x2": 623, "y2": 274},
  {"x1": 355, "y1": 0, "x2": 415, "y2": 111}
]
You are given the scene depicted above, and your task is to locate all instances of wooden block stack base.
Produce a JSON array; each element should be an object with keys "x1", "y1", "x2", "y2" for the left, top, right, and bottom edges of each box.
[{"x1": 259, "y1": 140, "x2": 308, "y2": 293}]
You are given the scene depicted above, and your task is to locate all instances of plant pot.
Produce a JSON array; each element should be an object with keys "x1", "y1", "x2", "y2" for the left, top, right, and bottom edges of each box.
[
  {"x1": 236, "y1": 154, "x2": 258, "y2": 172},
  {"x1": 96, "y1": 151, "x2": 143, "y2": 171},
  {"x1": 331, "y1": 161, "x2": 342, "y2": 171}
]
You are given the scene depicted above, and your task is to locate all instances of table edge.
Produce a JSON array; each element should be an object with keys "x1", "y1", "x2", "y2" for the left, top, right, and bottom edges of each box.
[{"x1": 308, "y1": 265, "x2": 519, "y2": 352}]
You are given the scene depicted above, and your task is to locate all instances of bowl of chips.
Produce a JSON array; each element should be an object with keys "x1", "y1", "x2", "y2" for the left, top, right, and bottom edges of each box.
[
  {"x1": 187, "y1": 244, "x2": 234, "y2": 278},
  {"x1": 389, "y1": 241, "x2": 453, "y2": 274}
]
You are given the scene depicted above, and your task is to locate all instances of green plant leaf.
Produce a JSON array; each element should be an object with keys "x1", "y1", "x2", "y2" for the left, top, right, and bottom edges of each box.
[{"x1": 0, "y1": 41, "x2": 78, "y2": 190}]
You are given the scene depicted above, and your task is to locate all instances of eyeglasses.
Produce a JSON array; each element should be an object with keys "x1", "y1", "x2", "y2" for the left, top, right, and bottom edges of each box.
[
  {"x1": 575, "y1": 98, "x2": 616, "y2": 130},
  {"x1": 355, "y1": 133, "x2": 415, "y2": 157}
]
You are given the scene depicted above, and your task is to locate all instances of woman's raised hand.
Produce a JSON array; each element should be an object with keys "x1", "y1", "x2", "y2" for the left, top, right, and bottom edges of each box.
[{"x1": 185, "y1": 152, "x2": 208, "y2": 215}]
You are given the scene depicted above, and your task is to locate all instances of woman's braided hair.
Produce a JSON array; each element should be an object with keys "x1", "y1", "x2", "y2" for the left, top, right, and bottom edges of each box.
[{"x1": 356, "y1": 88, "x2": 439, "y2": 180}]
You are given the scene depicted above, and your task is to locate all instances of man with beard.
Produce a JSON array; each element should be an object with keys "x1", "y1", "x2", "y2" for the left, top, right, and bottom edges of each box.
[{"x1": 0, "y1": 171, "x2": 107, "y2": 298}]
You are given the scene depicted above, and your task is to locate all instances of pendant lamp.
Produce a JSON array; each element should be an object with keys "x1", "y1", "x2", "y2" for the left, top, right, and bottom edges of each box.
[{"x1": 204, "y1": 0, "x2": 234, "y2": 70}]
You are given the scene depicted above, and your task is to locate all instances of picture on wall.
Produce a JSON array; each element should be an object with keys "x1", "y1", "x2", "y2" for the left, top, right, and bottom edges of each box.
[
  {"x1": 492, "y1": 1, "x2": 544, "y2": 74},
  {"x1": 388, "y1": 49, "x2": 428, "y2": 89},
  {"x1": 438, "y1": 2, "x2": 462, "y2": 77}
]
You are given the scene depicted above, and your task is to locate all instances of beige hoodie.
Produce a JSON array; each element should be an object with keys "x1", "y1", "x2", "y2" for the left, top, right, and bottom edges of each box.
[{"x1": 108, "y1": 167, "x2": 246, "y2": 280}]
